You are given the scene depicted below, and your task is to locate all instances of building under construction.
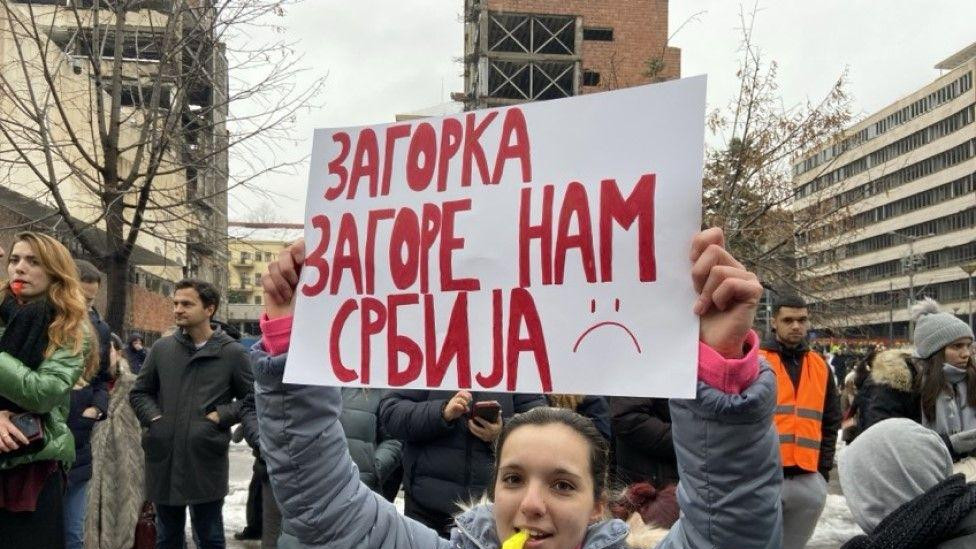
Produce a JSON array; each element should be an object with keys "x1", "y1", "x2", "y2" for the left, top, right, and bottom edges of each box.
[{"x1": 460, "y1": 0, "x2": 680, "y2": 110}]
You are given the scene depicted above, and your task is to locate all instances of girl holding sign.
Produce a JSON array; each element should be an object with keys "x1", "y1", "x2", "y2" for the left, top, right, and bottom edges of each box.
[{"x1": 252, "y1": 228, "x2": 781, "y2": 549}]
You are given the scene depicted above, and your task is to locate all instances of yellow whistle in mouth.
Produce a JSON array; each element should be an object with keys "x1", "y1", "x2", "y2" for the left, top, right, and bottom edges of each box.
[{"x1": 502, "y1": 530, "x2": 529, "y2": 549}]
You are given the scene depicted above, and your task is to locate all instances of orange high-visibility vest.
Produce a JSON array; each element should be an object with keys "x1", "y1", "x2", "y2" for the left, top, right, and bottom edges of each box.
[{"x1": 760, "y1": 349, "x2": 828, "y2": 473}]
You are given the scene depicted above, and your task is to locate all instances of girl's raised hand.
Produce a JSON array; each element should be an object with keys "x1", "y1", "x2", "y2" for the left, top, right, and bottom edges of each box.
[
  {"x1": 691, "y1": 228, "x2": 763, "y2": 358},
  {"x1": 262, "y1": 239, "x2": 306, "y2": 319}
]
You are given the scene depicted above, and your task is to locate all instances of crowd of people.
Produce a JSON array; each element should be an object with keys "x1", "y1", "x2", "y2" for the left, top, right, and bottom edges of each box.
[{"x1": 0, "y1": 227, "x2": 974, "y2": 549}]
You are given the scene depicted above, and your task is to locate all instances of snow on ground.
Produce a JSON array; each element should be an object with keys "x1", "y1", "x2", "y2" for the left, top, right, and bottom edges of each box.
[
  {"x1": 223, "y1": 449, "x2": 252, "y2": 536},
  {"x1": 809, "y1": 494, "x2": 861, "y2": 548},
  {"x1": 807, "y1": 441, "x2": 863, "y2": 549}
]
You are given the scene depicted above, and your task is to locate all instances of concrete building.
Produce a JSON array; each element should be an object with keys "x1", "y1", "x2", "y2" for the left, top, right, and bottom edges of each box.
[
  {"x1": 793, "y1": 43, "x2": 976, "y2": 340},
  {"x1": 460, "y1": 0, "x2": 680, "y2": 110},
  {"x1": 226, "y1": 228, "x2": 301, "y2": 338},
  {"x1": 0, "y1": 1, "x2": 229, "y2": 335}
]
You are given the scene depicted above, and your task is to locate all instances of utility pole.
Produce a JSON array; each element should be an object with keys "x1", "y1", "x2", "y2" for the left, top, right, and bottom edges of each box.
[
  {"x1": 889, "y1": 232, "x2": 930, "y2": 340},
  {"x1": 759, "y1": 287, "x2": 773, "y2": 340},
  {"x1": 889, "y1": 280, "x2": 895, "y2": 347}
]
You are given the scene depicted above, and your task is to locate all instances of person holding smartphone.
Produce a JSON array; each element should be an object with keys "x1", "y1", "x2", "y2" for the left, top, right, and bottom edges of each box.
[{"x1": 378, "y1": 389, "x2": 546, "y2": 537}]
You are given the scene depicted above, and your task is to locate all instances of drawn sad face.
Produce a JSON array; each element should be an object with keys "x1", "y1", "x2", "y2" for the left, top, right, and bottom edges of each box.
[{"x1": 572, "y1": 298, "x2": 641, "y2": 354}]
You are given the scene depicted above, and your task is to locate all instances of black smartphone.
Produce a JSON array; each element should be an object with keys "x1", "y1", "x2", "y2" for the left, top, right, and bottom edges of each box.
[{"x1": 470, "y1": 400, "x2": 501, "y2": 423}]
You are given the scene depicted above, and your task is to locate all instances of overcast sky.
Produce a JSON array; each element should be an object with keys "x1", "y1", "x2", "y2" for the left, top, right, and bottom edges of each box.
[{"x1": 227, "y1": 1, "x2": 976, "y2": 223}]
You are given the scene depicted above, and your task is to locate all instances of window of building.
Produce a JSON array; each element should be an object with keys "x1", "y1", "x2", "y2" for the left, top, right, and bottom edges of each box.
[
  {"x1": 804, "y1": 202, "x2": 976, "y2": 268},
  {"x1": 809, "y1": 239, "x2": 976, "y2": 288},
  {"x1": 487, "y1": 12, "x2": 577, "y2": 55},
  {"x1": 583, "y1": 70, "x2": 601, "y2": 86},
  {"x1": 487, "y1": 60, "x2": 576, "y2": 101},
  {"x1": 822, "y1": 277, "x2": 973, "y2": 318},
  {"x1": 265, "y1": 252, "x2": 274, "y2": 262},
  {"x1": 793, "y1": 71, "x2": 974, "y2": 177},
  {"x1": 254, "y1": 273, "x2": 262, "y2": 285},
  {"x1": 801, "y1": 136, "x2": 976, "y2": 238},
  {"x1": 118, "y1": 85, "x2": 171, "y2": 109},
  {"x1": 254, "y1": 295, "x2": 262, "y2": 305},
  {"x1": 583, "y1": 27, "x2": 613, "y2": 41},
  {"x1": 240, "y1": 251, "x2": 250, "y2": 263}
]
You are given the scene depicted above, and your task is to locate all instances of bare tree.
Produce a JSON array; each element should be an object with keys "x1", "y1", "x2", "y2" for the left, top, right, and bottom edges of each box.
[
  {"x1": 0, "y1": 0, "x2": 323, "y2": 331},
  {"x1": 702, "y1": 6, "x2": 854, "y2": 314},
  {"x1": 642, "y1": 10, "x2": 703, "y2": 83}
]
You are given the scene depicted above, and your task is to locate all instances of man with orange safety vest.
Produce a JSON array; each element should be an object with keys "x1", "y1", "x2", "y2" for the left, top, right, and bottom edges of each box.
[{"x1": 760, "y1": 294, "x2": 841, "y2": 549}]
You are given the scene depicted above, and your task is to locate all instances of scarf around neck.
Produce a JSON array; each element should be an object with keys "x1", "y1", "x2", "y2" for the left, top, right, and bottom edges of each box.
[
  {"x1": 842, "y1": 474, "x2": 976, "y2": 549},
  {"x1": 931, "y1": 364, "x2": 976, "y2": 435},
  {"x1": 0, "y1": 292, "x2": 54, "y2": 412}
]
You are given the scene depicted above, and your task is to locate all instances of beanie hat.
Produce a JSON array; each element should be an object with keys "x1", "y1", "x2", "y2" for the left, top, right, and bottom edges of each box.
[{"x1": 911, "y1": 298, "x2": 974, "y2": 359}]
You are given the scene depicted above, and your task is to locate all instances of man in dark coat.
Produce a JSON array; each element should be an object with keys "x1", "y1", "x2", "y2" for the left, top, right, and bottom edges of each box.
[
  {"x1": 379, "y1": 389, "x2": 545, "y2": 537},
  {"x1": 130, "y1": 279, "x2": 258, "y2": 549},
  {"x1": 610, "y1": 396, "x2": 678, "y2": 488},
  {"x1": 64, "y1": 260, "x2": 111, "y2": 549}
]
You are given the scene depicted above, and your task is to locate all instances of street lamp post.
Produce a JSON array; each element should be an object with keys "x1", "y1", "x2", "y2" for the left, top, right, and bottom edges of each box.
[
  {"x1": 888, "y1": 280, "x2": 895, "y2": 347},
  {"x1": 960, "y1": 261, "x2": 976, "y2": 329},
  {"x1": 888, "y1": 231, "x2": 929, "y2": 340}
]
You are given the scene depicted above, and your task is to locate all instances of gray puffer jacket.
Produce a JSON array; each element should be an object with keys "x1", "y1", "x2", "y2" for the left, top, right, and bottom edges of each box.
[
  {"x1": 340, "y1": 388, "x2": 402, "y2": 491},
  {"x1": 252, "y1": 345, "x2": 781, "y2": 549}
]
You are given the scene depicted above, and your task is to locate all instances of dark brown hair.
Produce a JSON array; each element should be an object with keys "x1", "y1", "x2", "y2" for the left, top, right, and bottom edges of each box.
[
  {"x1": 489, "y1": 406, "x2": 609, "y2": 501},
  {"x1": 174, "y1": 279, "x2": 220, "y2": 317},
  {"x1": 853, "y1": 346, "x2": 877, "y2": 390},
  {"x1": 919, "y1": 349, "x2": 976, "y2": 422},
  {"x1": 772, "y1": 293, "x2": 807, "y2": 316},
  {"x1": 74, "y1": 259, "x2": 102, "y2": 285}
]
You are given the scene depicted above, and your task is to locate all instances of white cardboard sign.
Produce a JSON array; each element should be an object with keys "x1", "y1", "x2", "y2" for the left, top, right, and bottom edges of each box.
[{"x1": 285, "y1": 76, "x2": 706, "y2": 398}]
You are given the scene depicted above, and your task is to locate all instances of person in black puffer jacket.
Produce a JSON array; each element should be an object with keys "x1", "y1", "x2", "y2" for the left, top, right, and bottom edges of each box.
[
  {"x1": 64, "y1": 376, "x2": 108, "y2": 543},
  {"x1": 379, "y1": 389, "x2": 546, "y2": 537},
  {"x1": 63, "y1": 260, "x2": 111, "y2": 549},
  {"x1": 610, "y1": 396, "x2": 678, "y2": 488}
]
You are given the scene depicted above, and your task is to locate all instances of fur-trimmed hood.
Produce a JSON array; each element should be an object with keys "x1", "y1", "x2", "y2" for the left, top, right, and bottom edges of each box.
[
  {"x1": 453, "y1": 504, "x2": 633, "y2": 549},
  {"x1": 623, "y1": 513, "x2": 669, "y2": 548},
  {"x1": 869, "y1": 350, "x2": 916, "y2": 392}
]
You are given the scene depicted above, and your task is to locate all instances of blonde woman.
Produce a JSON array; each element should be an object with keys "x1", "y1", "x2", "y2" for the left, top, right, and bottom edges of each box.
[{"x1": 0, "y1": 232, "x2": 96, "y2": 549}]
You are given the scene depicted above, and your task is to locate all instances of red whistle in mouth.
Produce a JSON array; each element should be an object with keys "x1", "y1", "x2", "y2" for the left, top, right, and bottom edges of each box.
[{"x1": 9, "y1": 281, "x2": 23, "y2": 296}]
